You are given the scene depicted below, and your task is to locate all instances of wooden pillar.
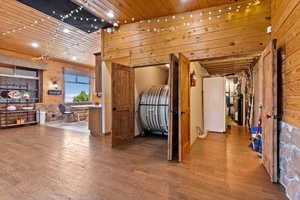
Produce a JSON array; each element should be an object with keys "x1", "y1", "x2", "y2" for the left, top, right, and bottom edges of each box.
[{"x1": 94, "y1": 52, "x2": 102, "y2": 97}]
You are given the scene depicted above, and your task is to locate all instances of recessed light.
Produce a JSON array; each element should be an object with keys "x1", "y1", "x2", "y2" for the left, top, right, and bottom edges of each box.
[
  {"x1": 106, "y1": 11, "x2": 114, "y2": 18},
  {"x1": 63, "y1": 28, "x2": 70, "y2": 33},
  {"x1": 31, "y1": 42, "x2": 39, "y2": 48},
  {"x1": 72, "y1": 56, "x2": 77, "y2": 61}
]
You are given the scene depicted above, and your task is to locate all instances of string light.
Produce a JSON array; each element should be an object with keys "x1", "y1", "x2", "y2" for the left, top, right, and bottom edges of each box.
[
  {"x1": 104, "y1": 0, "x2": 259, "y2": 34},
  {"x1": 2, "y1": 0, "x2": 258, "y2": 36}
]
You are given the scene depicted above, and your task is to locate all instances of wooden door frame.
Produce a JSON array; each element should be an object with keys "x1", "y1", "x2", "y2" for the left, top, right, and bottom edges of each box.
[
  {"x1": 168, "y1": 54, "x2": 179, "y2": 161},
  {"x1": 261, "y1": 39, "x2": 279, "y2": 182},
  {"x1": 168, "y1": 53, "x2": 191, "y2": 162}
]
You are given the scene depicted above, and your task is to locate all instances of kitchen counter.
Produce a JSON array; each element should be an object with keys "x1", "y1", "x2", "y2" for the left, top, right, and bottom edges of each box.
[{"x1": 71, "y1": 104, "x2": 102, "y2": 108}]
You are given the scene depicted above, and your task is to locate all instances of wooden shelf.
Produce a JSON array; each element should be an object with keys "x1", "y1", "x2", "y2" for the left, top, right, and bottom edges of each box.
[
  {"x1": 0, "y1": 110, "x2": 37, "y2": 114},
  {"x1": 0, "y1": 87, "x2": 38, "y2": 91},
  {"x1": 0, "y1": 121, "x2": 38, "y2": 127},
  {"x1": 0, "y1": 83, "x2": 40, "y2": 128}
]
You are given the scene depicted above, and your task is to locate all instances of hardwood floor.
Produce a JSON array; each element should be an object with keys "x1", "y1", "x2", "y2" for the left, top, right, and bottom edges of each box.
[{"x1": 0, "y1": 125, "x2": 286, "y2": 200}]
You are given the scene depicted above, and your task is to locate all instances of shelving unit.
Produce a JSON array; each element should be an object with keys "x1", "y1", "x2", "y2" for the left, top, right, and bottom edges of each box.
[{"x1": 0, "y1": 84, "x2": 39, "y2": 128}]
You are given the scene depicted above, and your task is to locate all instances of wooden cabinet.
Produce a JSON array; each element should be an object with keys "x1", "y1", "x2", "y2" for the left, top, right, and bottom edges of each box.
[
  {"x1": 88, "y1": 106, "x2": 102, "y2": 136},
  {"x1": 0, "y1": 109, "x2": 38, "y2": 127}
]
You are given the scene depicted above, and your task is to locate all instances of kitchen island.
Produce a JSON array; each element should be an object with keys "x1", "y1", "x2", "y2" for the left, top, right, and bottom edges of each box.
[{"x1": 87, "y1": 105, "x2": 102, "y2": 136}]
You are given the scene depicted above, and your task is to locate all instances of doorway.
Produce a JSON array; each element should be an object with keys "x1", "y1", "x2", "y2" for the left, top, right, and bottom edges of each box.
[
  {"x1": 110, "y1": 53, "x2": 192, "y2": 162},
  {"x1": 196, "y1": 40, "x2": 280, "y2": 183}
]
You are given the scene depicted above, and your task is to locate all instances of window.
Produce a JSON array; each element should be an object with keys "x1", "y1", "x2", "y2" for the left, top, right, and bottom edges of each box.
[
  {"x1": 0, "y1": 66, "x2": 38, "y2": 78},
  {"x1": 0, "y1": 66, "x2": 14, "y2": 75},
  {"x1": 15, "y1": 67, "x2": 38, "y2": 77},
  {"x1": 64, "y1": 68, "x2": 91, "y2": 103}
]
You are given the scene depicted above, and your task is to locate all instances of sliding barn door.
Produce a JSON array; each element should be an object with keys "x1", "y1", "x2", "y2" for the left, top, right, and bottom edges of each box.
[
  {"x1": 168, "y1": 53, "x2": 191, "y2": 162},
  {"x1": 178, "y1": 53, "x2": 191, "y2": 161},
  {"x1": 111, "y1": 63, "x2": 135, "y2": 147},
  {"x1": 262, "y1": 39, "x2": 278, "y2": 182}
]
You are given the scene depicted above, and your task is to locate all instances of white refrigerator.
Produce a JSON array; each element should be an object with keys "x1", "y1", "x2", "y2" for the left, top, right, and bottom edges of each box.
[{"x1": 203, "y1": 77, "x2": 226, "y2": 133}]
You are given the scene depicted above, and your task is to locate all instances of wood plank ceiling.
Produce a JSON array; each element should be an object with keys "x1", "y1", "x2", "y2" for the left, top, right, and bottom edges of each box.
[
  {"x1": 101, "y1": 0, "x2": 270, "y2": 74},
  {"x1": 199, "y1": 54, "x2": 260, "y2": 74},
  {"x1": 73, "y1": 0, "x2": 245, "y2": 24},
  {"x1": 0, "y1": 0, "x2": 100, "y2": 66},
  {"x1": 0, "y1": 0, "x2": 262, "y2": 70}
]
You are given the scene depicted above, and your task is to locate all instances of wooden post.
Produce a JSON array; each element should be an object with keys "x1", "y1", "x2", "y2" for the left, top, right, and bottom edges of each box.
[{"x1": 94, "y1": 53, "x2": 102, "y2": 97}]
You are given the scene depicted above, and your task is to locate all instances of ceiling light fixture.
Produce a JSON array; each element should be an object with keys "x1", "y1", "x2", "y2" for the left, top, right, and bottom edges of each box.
[
  {"x1": 63, "y1": 28, "x2": 70, "y2": 33},
  {"x1": 31, "y1": 42, "x2": 39, "y2": 48},
  {"x1": 107, "y1": 11, "x2": 114, "y2": 18}
]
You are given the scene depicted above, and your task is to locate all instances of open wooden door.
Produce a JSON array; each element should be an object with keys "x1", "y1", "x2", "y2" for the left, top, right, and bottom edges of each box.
[
  {"x1": 168, "y1": 53, "x2": 191, "y2": 162},
  {"x1": 111, "y1": 63, "x2": 135, "y2": 147},
  {"x1": 262, "y1": 39, "x2": 278, "y2": 182},
  {"x1": 168, "y1": 54, "x2": 180, "y2": 161},
  {"x1": 178, "y1": 53, "x2": 191, "y2": 161}
]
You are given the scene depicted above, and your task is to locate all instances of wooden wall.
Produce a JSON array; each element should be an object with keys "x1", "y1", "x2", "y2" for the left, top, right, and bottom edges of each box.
[
  {"x1": 102, "y1": 0, "x2": 271, "y2": 67},
  {"x1": 0, "y1": 49, "x2": 99, "y2": 105},
  {"x1": 271, "y1": 0, "x2": 300, "y2": 128},
  {"x1": 42, "y1": 60, "x2": 98, "y2": 104}
]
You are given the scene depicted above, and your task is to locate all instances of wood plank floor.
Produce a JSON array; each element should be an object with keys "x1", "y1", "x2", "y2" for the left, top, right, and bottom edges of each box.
[{"x1": 0, "y1": 125, "x2": 287, "y2": 200}]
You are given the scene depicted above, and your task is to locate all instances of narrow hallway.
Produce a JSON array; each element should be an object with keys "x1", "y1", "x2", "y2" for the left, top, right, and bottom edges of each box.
[{"x1": 186, "y1": 126, "x2": 287, "y2": 200}]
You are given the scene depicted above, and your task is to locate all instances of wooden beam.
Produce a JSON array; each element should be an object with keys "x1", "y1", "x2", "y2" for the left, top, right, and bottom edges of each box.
[{"x1": 0, "y1": 54, "x2": 48, "y2": 70}]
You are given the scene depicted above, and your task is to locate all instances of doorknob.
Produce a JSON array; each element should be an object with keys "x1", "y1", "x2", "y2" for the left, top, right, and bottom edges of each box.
[
  {"x1": 170, "y1": 110, "x2": 178, "y2": 114},
  {"x1": 266, "y1": 114, "x2": 278, "y2": 119},
  {"x1": 113, "y1": 107, "x2": 117, "y2": 111}
]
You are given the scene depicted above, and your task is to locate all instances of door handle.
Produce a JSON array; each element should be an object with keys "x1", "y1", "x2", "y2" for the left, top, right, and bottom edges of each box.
[
  {"x1": 170, "y1": 110, "x2": 178, "y2": 114},
  {"x1": 266, "y1": 114, "x2": 278, "y2": 119},
  {"x1": 112, "y1": 107, "x2": 117, "y2": 111}
]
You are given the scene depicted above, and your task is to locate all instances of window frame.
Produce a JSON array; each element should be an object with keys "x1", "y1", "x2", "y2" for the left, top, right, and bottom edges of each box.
[
  {"x1": 63, "y1": 68, "x2": 92, "y2": 105},
  {"x1": 0, "y1": 66, "x2": 39, "y2": 80}
]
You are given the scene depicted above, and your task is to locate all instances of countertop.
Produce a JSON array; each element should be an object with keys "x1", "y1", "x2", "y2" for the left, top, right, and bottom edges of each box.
[{"x1": 71, "y1": 104, "x2": 102, "y2": 108}]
